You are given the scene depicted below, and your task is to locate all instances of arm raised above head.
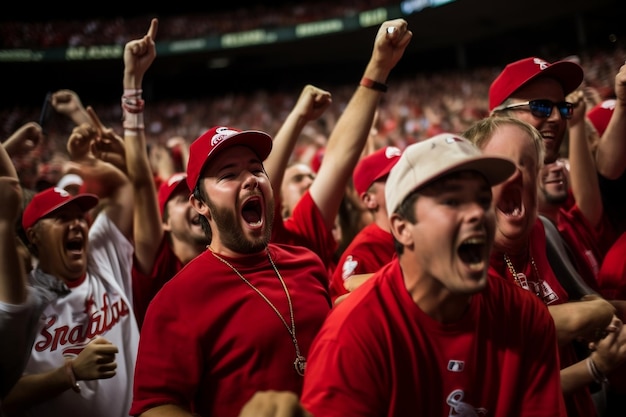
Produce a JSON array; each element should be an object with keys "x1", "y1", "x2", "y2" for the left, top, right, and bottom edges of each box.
[
  {"x1": 595, "y1": 62, "x2": 626, "y2": 179},
  {"x1": 310, "y1": 19, "x2": 412, "y2": 230},
  {"x1": 0, "y1": 140, "x2": 26, "y2": 305}
]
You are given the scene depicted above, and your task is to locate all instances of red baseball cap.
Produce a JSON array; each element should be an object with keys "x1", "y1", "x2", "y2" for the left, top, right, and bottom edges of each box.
[
  {"x1": 353, "y1": 146, "x2": 403, "y2": 197},
  {"x1": 158, "y1": 172, "x2": 189, "y2": 215},
  {"x1": 22, "y1": 187, "x2": 99, "y2": 230},
  {"x1": 489, "y1": 57, "x2": 584, "y2": 111},
  {"x1": 587, "y1": 99, "x2": 615, "y2": 136},
  {"x1": 186, "y1": 126, "x2": 273, "y2": 190}
]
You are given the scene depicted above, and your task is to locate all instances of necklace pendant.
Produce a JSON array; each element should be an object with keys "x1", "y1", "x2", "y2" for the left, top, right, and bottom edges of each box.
[
  {"x1": 294, "y1": 355, "x2": 306, "y2": 376},
  {"x1": 515, "y1": 272, "x2": 529, "y2": 290}
]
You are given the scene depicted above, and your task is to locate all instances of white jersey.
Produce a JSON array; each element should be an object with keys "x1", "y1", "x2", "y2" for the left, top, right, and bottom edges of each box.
[{"x1": 22, "y1": 212, "x2": 138, "y2": 417}]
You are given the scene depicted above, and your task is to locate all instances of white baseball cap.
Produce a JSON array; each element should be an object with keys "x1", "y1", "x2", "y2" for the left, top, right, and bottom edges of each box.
[{"x1": 385, "y1": 133, "x2": 516, "y2": 215}]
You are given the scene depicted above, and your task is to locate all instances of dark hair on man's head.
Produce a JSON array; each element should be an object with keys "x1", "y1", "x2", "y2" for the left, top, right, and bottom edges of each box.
[
  {"x1": 391, "y1": 190, "x2": 420, "y2": 256},
  {"x1": 193, "y1": 184, "x2": 213, "y2": 240}
]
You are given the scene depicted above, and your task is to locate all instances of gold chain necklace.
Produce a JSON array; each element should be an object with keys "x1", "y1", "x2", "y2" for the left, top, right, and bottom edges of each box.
[
  {"x1": 503, "y1": 253, "x2": 540, "y2": 295},
  {"x1": 209, "y1": 246, "x2": 306, "y2": 376}
]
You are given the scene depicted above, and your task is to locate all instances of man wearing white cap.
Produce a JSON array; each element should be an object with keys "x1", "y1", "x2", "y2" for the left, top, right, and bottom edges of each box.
[{"x1": 301, "y1": 133, "x2": 566, "y2": 416}]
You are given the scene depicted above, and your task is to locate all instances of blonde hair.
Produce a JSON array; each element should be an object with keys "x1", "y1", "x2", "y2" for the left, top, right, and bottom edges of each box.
[{"x1": 462, "y1": 116, "x2": 545, "y2": 167}]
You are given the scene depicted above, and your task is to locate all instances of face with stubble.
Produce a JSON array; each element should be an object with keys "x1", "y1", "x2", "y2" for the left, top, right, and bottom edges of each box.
[{"x1": 196, "y1": 145, "x2": 275, "y2": 254}]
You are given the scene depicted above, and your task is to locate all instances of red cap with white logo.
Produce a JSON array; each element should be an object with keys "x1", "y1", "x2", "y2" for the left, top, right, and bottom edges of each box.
[
  {"x1": 186, "y1": 126, "x2": 273, "y2": 190},
  {"x1": 22, "y1": 187, "x2": 99, "y2": 230}
]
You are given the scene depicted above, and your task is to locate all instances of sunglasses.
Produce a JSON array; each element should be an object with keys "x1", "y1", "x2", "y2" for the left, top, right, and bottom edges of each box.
[{"x1": 493, "y1": 99, "x2": 574, "y2": 119}]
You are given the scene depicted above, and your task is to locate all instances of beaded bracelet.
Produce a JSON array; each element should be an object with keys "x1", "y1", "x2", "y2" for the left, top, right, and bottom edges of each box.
[
  {"x1": 124, "y1": 88, "x2": 143, "y2": 97},
  {"x1": 121, "y1": 96, "x2": 145, "y2": 114},
  {"x1": 121, "y1": 90, "x2": 145, "y2": 129}
]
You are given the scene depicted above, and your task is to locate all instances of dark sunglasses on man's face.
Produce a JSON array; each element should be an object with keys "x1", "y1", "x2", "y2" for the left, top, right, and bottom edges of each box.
[{"x1": 493, "y1": 99, "x2": 574, "y2": 119}]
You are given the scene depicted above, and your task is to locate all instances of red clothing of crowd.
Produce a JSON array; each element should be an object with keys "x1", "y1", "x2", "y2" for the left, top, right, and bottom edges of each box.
[
  {"x1": 488, "y1": 219, "x2": 598, "y2": 417},
  {"x1": 302, "y1": 258, "x2": 565, "y2": 416}
]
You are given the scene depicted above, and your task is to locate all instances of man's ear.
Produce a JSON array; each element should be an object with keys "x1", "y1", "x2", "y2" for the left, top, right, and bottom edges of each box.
[
  {"x1": 389, "y1": 214, "x2": 412, "y2": 247},
  {"x1": 362, "y1": 192, "x2": 379, "y2": 211},
  {"x1": 25, "y1": 226, "x2": 37, "y2": 244},
  {"x1": 161, "y1": 211, "x2": 172, "y2": 231},
  {"x1": 189, "y1": 194, "x2": 211, "y2": 220}
]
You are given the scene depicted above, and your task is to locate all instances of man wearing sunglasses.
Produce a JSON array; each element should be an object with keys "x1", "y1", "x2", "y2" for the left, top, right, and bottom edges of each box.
[
  {"x1": 488, "y1": 57, "x2": 626, "y2": 417},
  {"x1": 489, "y1": 56, "x2": 583, "y2": 164}
]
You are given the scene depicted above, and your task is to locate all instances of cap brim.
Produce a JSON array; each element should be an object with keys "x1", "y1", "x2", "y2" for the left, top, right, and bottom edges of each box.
[
  {"x1": 517, "y1": 60, "x2": 584, "y2": 97},
  {"x1": 46, "y1": 194, "x2": 99, "y2": 219},
  {"x1": 159, "y1": 179, "x2": 189, "y2": 214},
  {"x1": 23, "y1": 192, "x2": 99, "y2": 231}
]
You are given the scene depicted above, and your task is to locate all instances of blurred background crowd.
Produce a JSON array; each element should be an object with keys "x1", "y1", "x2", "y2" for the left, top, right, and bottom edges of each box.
[{"x1": 0, "y1": 0, "x2": 623, "y2": 191}]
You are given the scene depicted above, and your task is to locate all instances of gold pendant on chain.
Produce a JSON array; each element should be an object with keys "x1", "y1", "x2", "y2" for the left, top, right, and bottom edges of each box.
[{"x1": 294, "y1": 355, "x2": 306, "y2": 376}]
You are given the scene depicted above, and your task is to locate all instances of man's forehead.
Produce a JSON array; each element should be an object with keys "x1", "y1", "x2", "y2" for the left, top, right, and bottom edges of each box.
[{"x1": 285, "y1": 164, "x2": 314, "y2": 178}]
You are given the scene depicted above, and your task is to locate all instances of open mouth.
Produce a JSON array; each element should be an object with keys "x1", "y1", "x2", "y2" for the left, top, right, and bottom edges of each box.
[
  {"x1": 458, "y1": 237, "x2": 486, "y2": 265},
  {"x1": 65, "y1": 236, "x2": 84, "y2": 253},
  {"x1": 497, "y1": 186, "x2": 523, "y2": 217},
  {"x1": 242, "y1": 197, "x2": 263, "y2": 227}
]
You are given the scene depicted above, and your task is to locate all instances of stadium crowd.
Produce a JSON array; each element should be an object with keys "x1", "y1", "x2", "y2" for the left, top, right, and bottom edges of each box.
[
  {"x1": 1, "y1": 45, "x2": 623, "y2": 193},
  {"x1": 0, "y1": 0, "x2": 397, "y2": 49},
  {"x1": 1, "y1": 6, "x2": 626, "y2": 417}
]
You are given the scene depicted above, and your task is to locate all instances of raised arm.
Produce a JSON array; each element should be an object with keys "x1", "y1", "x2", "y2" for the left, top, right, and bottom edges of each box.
[
  {"x1": 2, "y1": 122, "x2": 43, "y2": 160},
  {"x1": 122, "y1": 18, "x2": 162, "y2": 274},
  {"x1": 567, "y1": 90, "x2": 603, "y2": 227},
  {"x1": 65, "y1": 118, "x2": 133, "y2": 239},
  {"x1": 50, "y1": 89, "x2": 91, "y2": 126},
  {"x1": 265, "y1": 84, "x2": 332, "y2": 199},
  {"x1": 0, "y1": 126, "x2": 31, "y2": 399},
  {"x1": 0, "y1": 132, "x2": 25, "y2": 305},
  {"x1": 309, "y1": 19, "x2": 412, "y2": 229},
  {"x1": 595, "y1": 62, "x2": 626, "y2": 179},
  {"x1": 167, "y1": 136, "x2": 190, "y2": 172}
]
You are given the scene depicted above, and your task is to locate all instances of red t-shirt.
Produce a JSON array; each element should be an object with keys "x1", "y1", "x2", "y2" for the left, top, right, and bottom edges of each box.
[
  {"x1": 597, "y1": 231, "x2": 626, "y2": 299},
  {"x1": 329, "y1": 223, "x2": 395, "y2": 303},
  {"x1": 130, "y1": 244, "x2": 331, "y2": 417},
  {"x1": 301, "y1": 259, "x2": 566, "y2": 416},
  {"x1": 131, "y1": 236, "x2": 184, "y2": 330},
  {"x1": 272, "y1": 190, "x2": 337, "y2": 277},
  {"x1": 489, "y1": 219, "x2": 597, "y2": 417},
  {"x1": 596, "y1": 233, "x2": 626, "y2": 393}
]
